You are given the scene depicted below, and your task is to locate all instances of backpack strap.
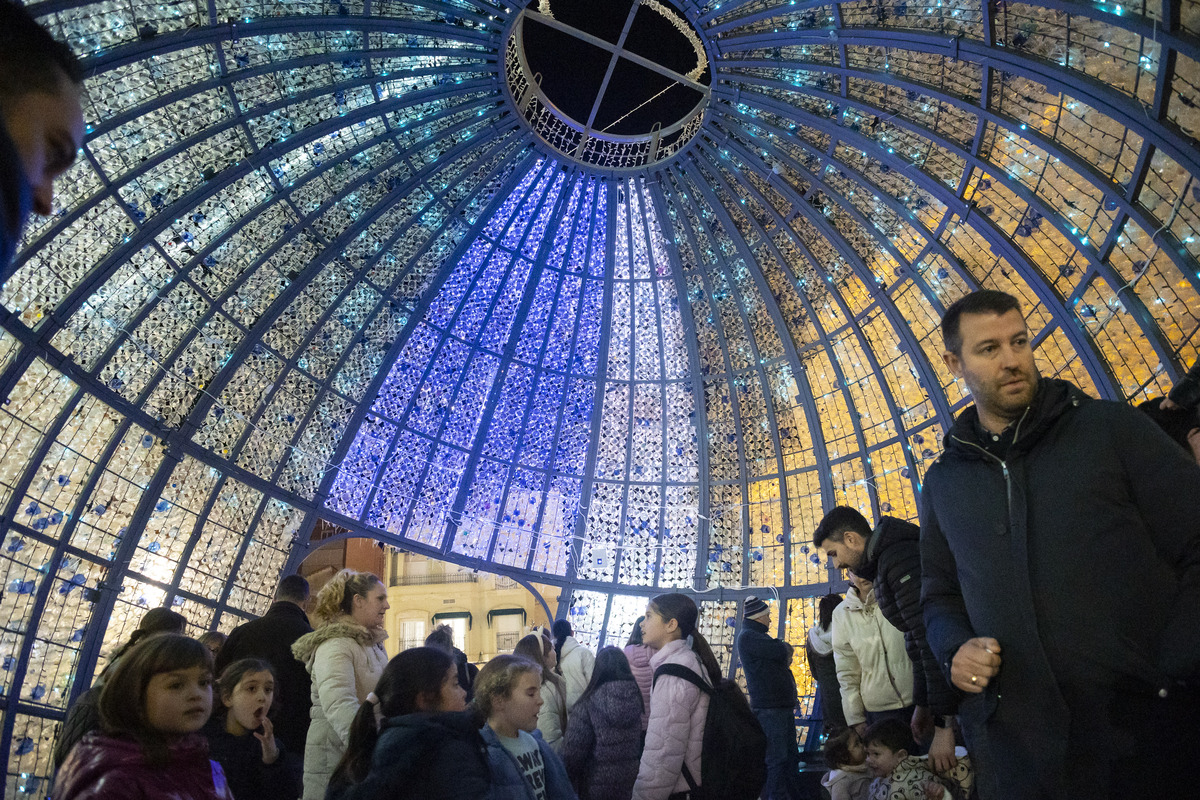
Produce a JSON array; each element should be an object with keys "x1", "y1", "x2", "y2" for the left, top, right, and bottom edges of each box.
[
  {"x1": 652, "y1": 664, "x2": 711, "y2": 793},
  {"x1": 652, "y1": 663, "x2": 713, "y2": 693}
]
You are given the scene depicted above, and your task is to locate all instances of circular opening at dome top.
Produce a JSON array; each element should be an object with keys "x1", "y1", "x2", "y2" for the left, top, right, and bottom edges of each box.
[{"x1": 505, "y1": 0, "x2": 712, "y2": 171}]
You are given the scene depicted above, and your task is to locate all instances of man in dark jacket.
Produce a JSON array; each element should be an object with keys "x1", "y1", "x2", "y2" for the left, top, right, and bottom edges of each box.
[
  {"x1": 216, "y1": 575, "x2": 314, "y2": 758},
  {"x1": 1, "y1": 0, "x2": 85, "y2": 274},
  {"x1": 813, "y1": 508, "x2": 958, "y2": 772},
  {"x1": 922, "y1": 289, "x2": 1200, "y2": 799},
  {"x1": 737, "y1": 596, "x2": 803, "y2": 800}
]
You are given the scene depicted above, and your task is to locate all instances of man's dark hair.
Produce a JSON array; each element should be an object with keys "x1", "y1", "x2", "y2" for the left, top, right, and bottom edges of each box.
[
  {"x1": 813, "y1": 506, "x2": 872, "y2": 549},
  {"x1": 0, "y1": 1, "x2": 84, "y2": 105},
  {"x1": 863, "y1": 718, "x2": 915, "y2": 754},
  {"x1": 941, "y1": 289, "x2": 1022, "y2": 355},
  {"x1": 275, "y1": 573, "x2": 309, "y2": 604}
]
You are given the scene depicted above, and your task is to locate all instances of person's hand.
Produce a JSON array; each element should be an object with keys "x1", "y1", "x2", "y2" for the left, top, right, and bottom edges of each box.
[
  {"x1": 911, "y1": 705, "x2": 933, "y2": 744},
  {"x1": 853, "y1": 721, "x2": 867, "y2": 738},
  {"x1": 1160, "y1": 397, "x2": 1182, "y2": 410},
  {"x1": 255, "y1": 716, "x2": 279, "y2": 764},
  {"x1": 928, "y1": 725, "x2": 957, "y2": 774},
  {"x1": 951, "y1": 637, "x2": 1000, "y2": 693},
  {"x1": 922, "y1": 780, "x2": 949, "y2": 800}
]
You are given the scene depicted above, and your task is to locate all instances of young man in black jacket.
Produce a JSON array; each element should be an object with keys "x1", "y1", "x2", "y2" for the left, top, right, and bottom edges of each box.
[
  {"x1": 217, "y1": 575, "x2": 315, "y2": 758},
  {"x1": 0, "y1": 0, "x2": 85, "y2": 274},
  {"x1": 922, "y1": 289, "x2": 1200, "y2": 799},
  {"x1": 813, "y1": 508, "x2": 958, "y2": 773}
]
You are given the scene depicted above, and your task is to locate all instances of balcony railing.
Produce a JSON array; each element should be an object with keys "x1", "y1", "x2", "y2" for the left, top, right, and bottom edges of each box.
[{"x1": 390, "y1": 571, "x2": 479, "y2": 587}]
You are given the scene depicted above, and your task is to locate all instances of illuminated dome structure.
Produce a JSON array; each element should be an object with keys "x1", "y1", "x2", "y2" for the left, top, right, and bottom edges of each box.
[{"x1": 0, "y1": 0, "x2": 1197, "y2": 789}]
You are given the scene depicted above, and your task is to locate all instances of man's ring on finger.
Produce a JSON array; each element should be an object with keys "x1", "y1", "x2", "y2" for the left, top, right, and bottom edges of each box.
[{"x1": 970, "y1": 675, "x2": 978, "y2": 684}]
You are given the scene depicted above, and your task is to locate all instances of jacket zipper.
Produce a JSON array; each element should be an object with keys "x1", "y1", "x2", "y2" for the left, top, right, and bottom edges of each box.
[{"x1": 946, "y1": 401, "x2": 1029, "y2": 530}]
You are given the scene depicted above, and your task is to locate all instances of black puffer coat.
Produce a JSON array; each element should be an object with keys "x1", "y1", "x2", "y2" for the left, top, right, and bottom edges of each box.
[
  {"x1": 921, "y1": 378, "x2": 1200, "y2": 799},
  {"x1": 326, "y1": 710, "x2": 490, "y2": 800},
  {"x1": 865, "y1": 517, "x2": 958, "y2": 717},
  {"x1": 562, "y1": 680, "x2": 643, "y2": 800}
]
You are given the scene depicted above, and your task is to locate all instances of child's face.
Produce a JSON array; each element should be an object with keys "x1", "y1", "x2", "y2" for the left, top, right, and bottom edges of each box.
[
  {"x1": 436, "y1": 663, "x2": 467, "y2": 712},
  {"x1": 146, "y1": 666, "x2": 213, "y2": 737},
  {"x1": 492, "y1": 671, "x2": 543, "y2": 733},
  {"x1": 640, "y1": 606, "x2": 677, "y2": 650},
  {"x1": 846, "y1": 731, "x2": 867, "y2": 766},
  {"x1": 224, "y1": 669, "x2": 274, "y2": 733},
  {"x1": 865, "y1": 741, "x2": 906, "y2": 778}
]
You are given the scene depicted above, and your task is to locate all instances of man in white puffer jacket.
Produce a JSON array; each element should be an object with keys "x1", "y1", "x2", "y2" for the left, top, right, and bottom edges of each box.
[{"x1": 832, "y1": 572, "x2": 914, "y2": 737}]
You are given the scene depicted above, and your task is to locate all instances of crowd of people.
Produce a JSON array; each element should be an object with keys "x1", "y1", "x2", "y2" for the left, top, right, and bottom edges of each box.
[
  {"x1": 51, "y1": 580, "x2": 757, "y2": 800},
  {"x1": 7, "y1": 2, "x2": 1200, "y2": 798}
]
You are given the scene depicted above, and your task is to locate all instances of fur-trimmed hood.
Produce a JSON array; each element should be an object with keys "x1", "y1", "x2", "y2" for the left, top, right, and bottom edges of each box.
[{"x1": 291, "y1": 618, "x2": 386, "y2": 666}]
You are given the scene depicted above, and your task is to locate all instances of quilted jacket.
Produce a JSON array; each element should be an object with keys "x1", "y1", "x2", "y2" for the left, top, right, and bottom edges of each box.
[
  {"x1": 864, "y1": 517, "x2": 958, "y2": 717},
  {"x1": 623, "y1": 643, "x2": 654, "y2": 730},
  {"x1": 558, "y1": 637, "x2": 596, "y2": 712},
  {"x1": 561, "y1": 679, "x2": 643, "y2": 800},
  {"x1": 832, "y1": 585, "x2": 913, "y2": 726},
  {"x1": 291, "y1": 619, "x2": 388, "y2": 800},
  {"x1": 538, "y1": 678, "x2": 568, "y2": 754},
  {"x1": 52, "y1": 732, "x2": 235, "y2": 800},
  {"x1": 326, "y1": 711, "x2": 490, "y2": 800},
  {"x1": 631, "y1": 639, "x2": 710, "y2": 800}
]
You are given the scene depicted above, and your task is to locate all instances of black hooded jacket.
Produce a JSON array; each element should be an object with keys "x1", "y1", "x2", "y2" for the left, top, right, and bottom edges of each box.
[
  {"x1": 920, "y1": 378, "x2": 1200, "y2": 799},
  {"x1": 863, "y1": 516, "x2": 958, "y2": 717}
]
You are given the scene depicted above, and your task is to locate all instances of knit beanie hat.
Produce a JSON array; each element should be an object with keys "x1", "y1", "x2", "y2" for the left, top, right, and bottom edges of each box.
[{"x1": 743, "y1": 596, "x2": 769, "y2": 620}]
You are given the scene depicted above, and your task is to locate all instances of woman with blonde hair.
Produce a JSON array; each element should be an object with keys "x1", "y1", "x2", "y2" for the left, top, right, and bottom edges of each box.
[
  {"x1": 513, "y1": 630, "x2": 568, "y2": 753},
  {"x1": 291, "y1": 570, "x2": 390, "y2": 800}
]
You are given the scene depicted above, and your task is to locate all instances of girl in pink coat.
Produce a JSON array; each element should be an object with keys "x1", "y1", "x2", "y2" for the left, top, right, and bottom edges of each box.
[{"x1": 631, "y1": 593, "x2": 723, "y2": 800}]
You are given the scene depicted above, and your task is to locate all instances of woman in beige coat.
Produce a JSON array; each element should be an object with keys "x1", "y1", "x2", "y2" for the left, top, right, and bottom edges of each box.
[{"x1": 291, "y1": 569, "x2": 389, "y2": 800}]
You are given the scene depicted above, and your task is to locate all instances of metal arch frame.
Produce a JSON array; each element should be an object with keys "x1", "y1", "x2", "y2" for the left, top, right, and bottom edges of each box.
[
  {"x1": 628, "y1": 180, "x2": 701, "y2": 590},
  {"x1": 296, "y1": 146, "x2": 544, "y2": 550},
  {"x1": 691, "y1": 138, "x2": 930, "y2": 539},
  {"x1": 12, "y1": 75, "x2": 502, "y2": 387},
  {"x1": 0, "y1": 135, "x2": 538, "y2": 720},
  {"x1": 287, "y1": 141, "x2": 542, "y2": 571},
  {"x1": 656, "y1": 169, "x2": 761, "y2": 591},
  {"x1": 0, "y1": 384, "x2": 85, "y2": 760},
  {"x1": 645, "y1": 175, "x2": 717, "y2": 591},
  {"x1": 351, "y1": 158, "x2": 558, "y2": 550},
  {"x1": 564, "y1": 180, "x2": 618, "y2": 590},
  {"x1": 444, "y1": 165, "x2": 581, "y2": 564},
  {"x1": 675, "y1": 158, "x2": 805, "y2": 585},
  {"x1": 121, "y1": 89, "x2": 506, "y2": 384},
  {"x1": 723, "y1": 80, "x2": 1120, "y2": 398},
  {"x1": 715, "y1": 58, "x2": 1184, "y2": 383},
  {"x1": 12, "y1": 27, "x2": 501, "y2": 276},
  {"x1": 703, "y1": 105, "x2": 959, "y2": 419},
  {"x1": 480, "y1": 173, "x2": 605, "y2": 575},
  {"x1": 206, "y1": 111, "x2": 512, "y2": 481},
  {"x1": 720, "y1": 26, "x2": 1200, "y2": 279},
  {"x1": 518, "y1": 179, "x2": 606, "y2": 577}
]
